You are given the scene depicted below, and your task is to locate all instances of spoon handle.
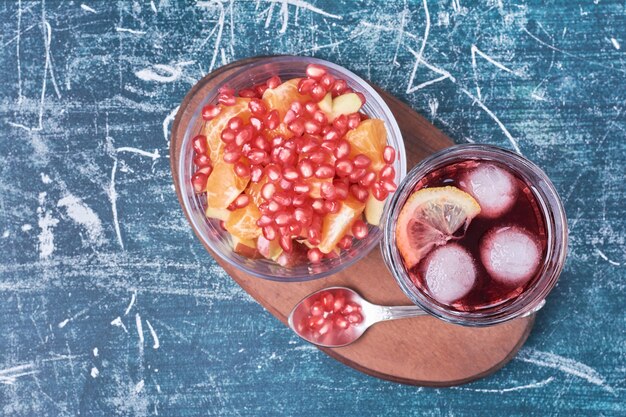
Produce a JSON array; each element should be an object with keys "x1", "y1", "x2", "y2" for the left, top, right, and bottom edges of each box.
[{"x1": 380, "y1": 305, "x2": 428, "y2": 321}]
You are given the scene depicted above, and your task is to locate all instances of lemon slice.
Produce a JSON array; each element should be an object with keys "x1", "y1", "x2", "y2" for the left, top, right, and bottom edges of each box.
[{"x1": 395, "y1": 186, "x2": 481, "y2": 268}]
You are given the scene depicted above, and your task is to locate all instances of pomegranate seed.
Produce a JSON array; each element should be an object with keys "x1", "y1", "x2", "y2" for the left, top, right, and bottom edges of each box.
[
  {"x1": 261, "y1": 182, "x2": 277, "y2": 200},
  {"x1": 347, "y1": 113, "x2": 361, "y2": 130},
  {"x1": 306, "y1": 64, "x2": 327, "y2": 80},
  {"x1": 308, "y1": 228, "x2": 321, "y2": 246},
  {"x1": 312, "y1": 198, "x2": 326, "y2": 214},
  {"x1": 282, "y1": 166, "x2": 300, "y2": 181},
  {"x1": 192, "y1": 135, "x2": 208, "y2": 155},
  {"x1": 279, "y1": 235, "x2": 293, "y2": 252},
  {"x1": 293, "y1": 207, "x2": 313, "y2": 225},
  {"x1": 263, "y1": 225, "x2": 277, "y2": 241},
  {"x1": 279, "y1": 178, "x2": 293, "y2": 191},
  {"x1": 271, "y1": 136, "x2": 285, "y2": 148},
  {"x1": 247, "y1": 99, "x2": 266, "y2": 116},
  {"x1": 371, "y1": 181, "x2": 389, "y2": 200},
  {"x1": 235, "y1": 126, "x2": 253, "y2": 146},
  {"x1": 382, "y1": 180, "x2": 398, "y2": 192},
  {"x1": 220, "y1": 128, "x2": 236, "y2": 143},
  {"x1": 342, "y1": 303, "x2": 358, "y2": 314},
  {"x1": 334, "y1": 140, "x2": 351, "y2": 159},
  {"x1": 335, "y1": 158, "x2": 354, "y2": 177},
  {"x1": 300, "y1": 136, "x2": 320, "y2": 153},
  {"x1": 266, "y1": 75, "x2": 281, "y2": 89},
  {"x1": 308, "y1": 150, "x2": 330, "y2": 165},
  {"x1": 379, "y1": 164, "x2": 395, "y2": 181},
  {"x1": 293, "y1": 182, "x2": 311, "y2": 194},
  {"x1": 218, "y1": 86, "x2": 235, "y2": 96},
  {"x1": 273, "y1": 192, "x2": 293, "y2": 207},
  {"x1": 265, "y1": 110, "x2": 280, "y2": 130},
  {"x1": 353, "y1": 154, "x2": 372, "y2": 169},
  {"x1": 304, "y1": 102, "x2": 319, "y2": 114},
  {"x1": 219, "y1": 220, "x2": 227, "y2": 230},
  {"x1": 352, "y1": 220, "x2": 368, "y2": 239},
  {"x1": 298, "y1": 78, "x2": 317, "y2": 94},
  {"x1": 359, "y1": 112, "x2": 369, "y2": 121},
  {"x1": 267, "y1": 200, "x2": 282, "y2": 213},
  {"x1": 283, "y1": 139, "x2": 298, "y2": 151},
  {"x1": 289, "y1": 223, "x2": 302, "y2": 236},
  {"x1": 234, "y1": 162, "x2": 250, "y2": 177},
  {"x1": 330, "y1": 79, "x2": 348, "y2": 97},
  {"x1": 191, "y1": 172, "x2": 208, "y2": 193},
  {"x1": 312, "y1": 111, "x2": 328, "y2": 125},
  {"x1": 238, "y1": 88, "x2": 257, "y2": 98},
  {"x1": 223, "y1": 150, "x2": 241, "y2": 163},
  {"x1": 350, "y1": 184, "x2": 369, "y2": 202},
  {"x1": 315, "y1": 164, "x2": 335, "y2": 179},
  {"x1": 297, "y1": 160, "x2": 314, "y2": 178},
  {"x1": 257, "y1": 215, "x2": 274, "y2": 227},
  {"x1": 274, "y1": 212, "x2": 292, "y2": 226},
  {"x1": 355, "y1": 92, "x2": 366, "y2": 105},
  {"x1": 283, "y1": 109, "x2": 297, "y2": 125},
  {"x1": 250, "y1": 165, "x2": 264, "y2": 183},
  {"x1": 290, "y1": 101, "x2": 304, "y2": 115},
  {"x1": 333, "y1": 114, "x2": 348, "y2": 133},
  {"x1": 303, "y1": 119, "x2": 321, "y2": 134},
  {"x1": 332, "y1": 296, "x2": 346, "y2": 312},
  {"x1": 348, "y1": 312, "x2": 363, "y2": 324},
  {"x1": 337, "y1": 235, "x2": 353, "y2": 250},
  {"x1": 202, "y1": 105, "x2": 221, "y2": 121},
  {"x1": 320, "y1": 141, "x2": 337, "y2": 153},
  {"x1": 320, "y1": 182, "x2": 337, "y2": 200},
  {"x1": 383, "y1": 146, "x2": 396, "y2": 164},
  {"x1": 266, "y1": 164, "x2": 282, "y2": 182},
  {"x1": 232, "y1": 194, "x2": 250, "y2": 208},
  {"x1": 334, "y1": 315, "x2": 349, "y2": 329},
  {"x1": 333, "y1": 181, "x2": 349, "y2": 200},
  {"x1": 254, "y1": 83, "x2": 268, "y2": 97},
  {"x1": 323, "y1": 128, "x2": 339, "y2": 142},
  {"x1": 309, "y1": 84, "x2": 327, "y2": 101},
  {"x1": 196, "y1": 165, "x2": 212, "y2": 176},
  {"x1": 218, "y1": 94, "x2": 236, "y2": 106},
  {"x1": 319, "y1": 73, "x2": 335, "y2": 89},
  {"x1": 193, "y1": 153, "x2": 211, "y2": 167},
  {"x1": 277, "y1": 147, "x2": 296, "y2": 165},
  {"x1": 358, "y1": 170, "x2": 377, "y2": 187},
  {"x1": 253, "y1": 135, "x2": 270, "y2": 151},
  {"x1": 249, "y1": 117, "x2": 264, "y2": 132},
  {"x1": 248, "y1": 149, "x2": 268, "y2": 165},
  {"x1": 325, "y1": 200, "x2": 340, "y2": 213},
  {"x1": 288, "y1": 119, "x2": 305, "y2": 137},
  {"x1": 321, "y1": 292, "x2": 335, "y2": 310},
  {"x1": 307, "y1": 248, "x2": 323, "y2": 264},
  {"x1": 308, "y1": 315, "x2": 325, "y2": 328},
  {"x1": 348, "y1": 168, "x2": 366, "y2": 182},
  {"x1": 228, "y1": 117, "x2": 244, "y2": 131}
]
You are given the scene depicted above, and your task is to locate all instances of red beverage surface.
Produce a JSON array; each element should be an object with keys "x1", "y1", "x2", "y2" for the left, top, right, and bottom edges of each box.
[{"x1": 408, "y1": 159, "x2": 547, "y2": 311}]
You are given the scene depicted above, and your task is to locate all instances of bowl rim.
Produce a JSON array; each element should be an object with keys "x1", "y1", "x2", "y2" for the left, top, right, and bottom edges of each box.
[{"x1": 177, "y1": 56, "x2": 407, "y2": 282}]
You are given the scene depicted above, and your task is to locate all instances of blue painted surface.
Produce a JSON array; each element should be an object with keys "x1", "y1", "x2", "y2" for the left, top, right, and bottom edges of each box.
[{"x1": 1, "y1": 1, "x2": 624, "y2": 416}]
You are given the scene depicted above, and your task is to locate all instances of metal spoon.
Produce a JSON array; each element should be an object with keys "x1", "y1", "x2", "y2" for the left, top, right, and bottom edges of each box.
[{"x1": 288, "y1": 286, "x2": 427, "y2": 348}]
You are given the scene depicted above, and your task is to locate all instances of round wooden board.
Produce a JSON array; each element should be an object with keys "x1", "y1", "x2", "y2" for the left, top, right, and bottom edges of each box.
[{"x1": 170, "y1": 56, "x2": 534, "y2": 387}]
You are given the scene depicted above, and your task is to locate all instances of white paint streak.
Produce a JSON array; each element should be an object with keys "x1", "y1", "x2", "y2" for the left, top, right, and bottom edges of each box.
[
  {"x1": 37, "y1": 193, "x2": 58, "y2": 259},
  {"x1": 150, "y1": 0, "x2": 157, "y2": 13},
  {"x1": 80, "y1": 4, "x2": 96, "y2": 13},
  {"x1": 21, "y1": 224, "x2": 32, "y2": 232},
  {"x1": 405, "y1": 0, "x2": 431, "y2": 94},
  {"x1": 135, "y1": 64, "x2": 181, "y2": 83},
  {"x1": 124, "y1": 290, "x2": 137, "y2": 315},
  {"x1": 146, "y1": 320, "x2": 160, "y2": 349},
  {"x1": 40, "y1": 173, "x2": 52, "y2": 183},
  {"x1": 517, "y1": 348, "x2": 615, "y2": 393},
  {"x1": 58, "y1": 319, "x2": 69, "y2": 328},
  {"x1": 93, "y1": 347, "x2": 99, "y2": 357},
  {"x1": 111, "y1": 316, "x2": 128, "y2": 333},
  {"x1": 135, "y1": 379, "x2": 145, "y2": 393},
  {"x1": 455, "y1": 377, "x2": 554, "y2": 393},
  {"x1": 610, "y1": 37, "x2": 620, "y2": 50},
  {"x1": 471, "y1": 44, "x2": 520, "y2": 99},
  {"x1": 57, "y1": 194, "x2": 105, "y2": 246},
  {"x1": 163, "y1": 106, "x2": 180, "y2": 148},
  {"x1": 109, "y1": 159, "x2": 124, "y2": 249},
  {"x1": 406, "y1": 47, "x2": 454, "y2": 92},
  {"x1": 135, "y1": 313, "x2": 144, "y2": 345},
  {"x1": 90, "y1": 367, "x2": 99, "y2": 378},
  {"x1": 115, "y1": 27, "x2": 146, "y2": 35},
  {"x1": 0, "y1": 363, "x2": 39, "y2": 385},
  {"x1": 595, "y1": 249, "x2": 621, "y2": 266},
  {"x1": 117, "y1": 147, "x2": 161, "y2": 160}
]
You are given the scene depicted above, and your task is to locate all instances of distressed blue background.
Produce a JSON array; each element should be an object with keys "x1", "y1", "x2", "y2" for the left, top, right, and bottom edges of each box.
[{"x1": 1, "y1": 0, "x2": 624, "y2": 416}]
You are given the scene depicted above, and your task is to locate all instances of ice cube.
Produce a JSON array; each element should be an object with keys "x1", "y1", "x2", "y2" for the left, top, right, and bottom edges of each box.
[
  {"x1": 480, "y1": 226, "x2": 541, "y2": 285},
  {"x1": 421, "y1": 244, "x2": 476, "y2": 305},
  {"x1": 461, "y1": 163, "x2": 518, "y2": 218}
]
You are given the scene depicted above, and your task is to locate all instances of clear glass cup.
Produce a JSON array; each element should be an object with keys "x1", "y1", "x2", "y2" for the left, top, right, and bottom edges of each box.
[
  {"x1": 178, "y1": 56, "x2": 406, "y2": 282},
  {"x1": 382, "y1": 144, "x2": 568, "y2": 326}
]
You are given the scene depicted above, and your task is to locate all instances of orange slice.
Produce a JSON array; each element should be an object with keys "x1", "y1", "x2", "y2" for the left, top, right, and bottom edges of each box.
[
  {"x1": 202, "y1": 98, "x2": 251, "y2": 162},
  {"x1": 344, "y1": 119, "x2": 387, "y2": 171},
  {"x1": 396, "y1": 186, "x2": 481, "y2": 268},
  {"x1": 205, "y1": 162, "x2": 250, "y2": 211},
  {"x1": 318, "y1": 195, "x2": 366, "y2": 254},
  {"x1": 224, "y1": 203, "x2": 262, "y2": 241},
  {"x1": 262, "y1": 78, "x2": 311, "y2": 120}
]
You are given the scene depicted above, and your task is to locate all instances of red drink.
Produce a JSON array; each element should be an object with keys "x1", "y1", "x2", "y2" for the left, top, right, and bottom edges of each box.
[{"x1": 407, "y1": 159, "x2": 547, "y2": 311}]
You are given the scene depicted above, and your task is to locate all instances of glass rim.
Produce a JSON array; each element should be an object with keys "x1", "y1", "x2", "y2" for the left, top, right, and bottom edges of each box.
[{"x1": 382, "y1": 144, "x2": 568, "y2": 326}]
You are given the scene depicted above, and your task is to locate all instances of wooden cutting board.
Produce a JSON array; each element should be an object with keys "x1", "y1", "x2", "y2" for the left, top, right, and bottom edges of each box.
[{"x1": 170, "y1": 56, "x2": 534, "y2": 387}]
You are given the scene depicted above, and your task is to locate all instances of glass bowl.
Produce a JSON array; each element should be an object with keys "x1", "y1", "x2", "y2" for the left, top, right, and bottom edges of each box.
[
  {"x1": 178, "y1": 56, "x2": 406, "y2": 282},
  {"x1": 382, "y1": 145, "x2": 568, "y2": 326}
]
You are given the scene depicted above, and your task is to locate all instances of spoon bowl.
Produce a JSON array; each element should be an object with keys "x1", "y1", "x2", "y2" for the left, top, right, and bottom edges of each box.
[{"x1": 288, "y1": 287, "x2": 427, "y2": 348}]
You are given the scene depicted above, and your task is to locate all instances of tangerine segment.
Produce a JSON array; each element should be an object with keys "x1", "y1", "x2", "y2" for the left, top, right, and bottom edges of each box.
[
  {"x1": 396, "y1": 186, "x2": 481, "y2": 269},
  {"x1": 202, "y1": 98, "x2": 251, "y2": 162},
  {"x1": 245, "y1": 175, "x2": 267, "y2": 207},
  {"x1": 224, "y1": 203, "x2": 262, "y2": 241},
  {"x1": 262, "y1": 78, "x2": 311, "y2": 120},
  {"x1": 205, "y1": 162, "x2": 250, "y2": 211},
  {"x1": 318, "y1": 195, "x2": 366, "y2": 254},
  {"x1": 344, "y1": 119, "x2": 387, "y2": 171}
]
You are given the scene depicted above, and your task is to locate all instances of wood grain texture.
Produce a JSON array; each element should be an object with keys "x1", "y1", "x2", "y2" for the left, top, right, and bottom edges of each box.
[
  {"x1": 0, "y1": 1, "x2": 624, "y2": 416},
  {"x1": 170, "y1": 56, "x2": 534, "y2": 386}
]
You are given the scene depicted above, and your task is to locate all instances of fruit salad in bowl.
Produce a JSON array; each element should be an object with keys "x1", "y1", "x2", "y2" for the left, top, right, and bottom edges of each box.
[{"x1": 179, "y1": 56, "x2": 406, "y2": 281}]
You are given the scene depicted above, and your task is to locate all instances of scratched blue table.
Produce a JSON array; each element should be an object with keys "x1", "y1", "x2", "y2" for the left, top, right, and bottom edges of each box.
[{"x1": 1, "y1": 1, "x2": 624, "y2": 416}]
